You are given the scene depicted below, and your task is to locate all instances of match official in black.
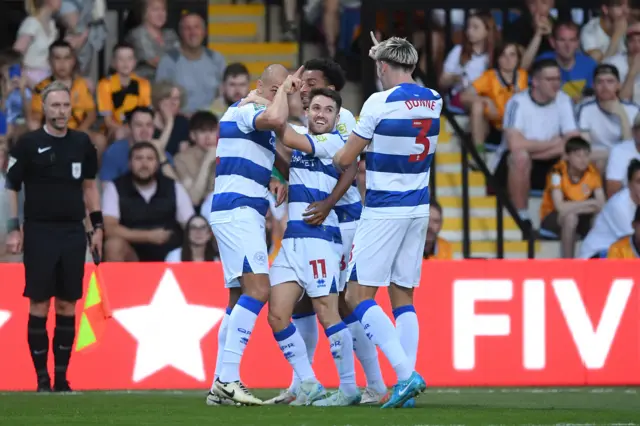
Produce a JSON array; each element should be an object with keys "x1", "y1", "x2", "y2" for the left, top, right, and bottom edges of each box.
[{"x1": 4, "y1": 80, "x2": 103, "y2": 392}]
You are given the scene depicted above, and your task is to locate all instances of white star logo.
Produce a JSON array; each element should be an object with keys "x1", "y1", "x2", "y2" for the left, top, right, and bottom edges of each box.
[
  {"x1": 113, "y1": 269, "x2": 225, "y2": 383},
  {"x1": 0, "y1": 310, "x2": 11, "y2": 329}
]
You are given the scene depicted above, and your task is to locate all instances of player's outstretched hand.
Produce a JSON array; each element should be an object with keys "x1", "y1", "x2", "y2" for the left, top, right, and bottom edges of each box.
[
  {"x1": 6, "y1": 230, "x2": 22, "y2": 254},
  {"x1": 302, "y1": 200, "x2": 331, "y2": 226},
  {"x1": 270, "y1": 178, "x2": 288, "y2": 207}
]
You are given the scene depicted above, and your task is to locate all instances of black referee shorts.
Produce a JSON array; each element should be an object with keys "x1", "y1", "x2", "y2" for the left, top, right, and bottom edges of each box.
[{"x1": 23, "y1": 221, "x2": 87, "y2": 302}]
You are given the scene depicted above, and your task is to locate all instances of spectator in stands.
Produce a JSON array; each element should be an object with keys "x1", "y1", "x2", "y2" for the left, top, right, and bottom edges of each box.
[
  {"x1": 579, "y1": 159, "x2": 640, "y2": 258},
  {"x1": 0, "y1": 49, "x2": 31, "y2": 143},
  {"x1": 99, "y1": 106, "x2": 176, "y2": 184},
  {"x1": 606, "y1": 115, "x2": 640, "y2": 196},
  {"x1": 12, "y1": 0, "x2": 60, "y2": 87},
  {"x1": 29, "y1": 41, "x2": 107, "y2": 156},
  {"x1": 423, "y1": 201, "x2": 453, "y2": 259},
  {"x1": 581, "y1": 0, "x2": 629, "y2": 62},
  {"x1": 321, "y1": 0, "x2": 362, "y2": 58},
  {"x1": 461, "y1": 42, "x2": 528, "y2": 153},
  {"x1": 539, "y1": 137, "x2": 605, "y2": 258},
  {"x1": 174, "y1": 111, "x2": 218, "y2": 210},
  {"x1": 98, "y1": 42, "x2": 151, "y2": 141},
  {"x1": 155, "y1": 13, "x2": 226, "y2": 115},
  {"x1": 503, "y1": 0, "x2": 555, "y2": 70},
  {"x1": 127, "y1": 0, "x2": 179, "y2": 81},
  {"x1": 537, "y1": 21, "x2": 597, "y2": 103},
  {"x1": 103, "y1": 141, "x2": 194, "y2": 262},
  {"x1": 605, "y1": 22, "x2": 640, "y2": 104},
  {"x1": 165, "y1": 214, "x2": 219, "y2": 262},
  {"x1": 58, "y1": 0, "x2": 107, "y2": 80},
  {"x1": 210, "y1": 63, "x2": 250, "y2": 117},
  {"x1": 440, "y1": 11, "x2": 497, "y2": 113},
  {"x1": 151, "y1": 81, "x2": 190, "y2": 156},
  {"x1": 494, "y1": 59, "x2": 579, "y2": 223},
  {"x1": 607, "y1": 205, "x2": 640, "y2": 258},
  {"x1": 576, "y1": 64, "x2": 638, "y2": 171}
]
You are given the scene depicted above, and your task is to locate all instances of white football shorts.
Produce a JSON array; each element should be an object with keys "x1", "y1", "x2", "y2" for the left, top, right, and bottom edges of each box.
[
  {"x1": 338, "y1": 223, "x2": 356, "y2": 291},
  {"x1": 270, "y1": 238, "x2": 342, "y2": 298},
  {"x1": 209, "y1": 207, "x2": 270, "y2": 288},
  {"x1": 346, "y1": 216, "x2": 429, "y2": 288}
]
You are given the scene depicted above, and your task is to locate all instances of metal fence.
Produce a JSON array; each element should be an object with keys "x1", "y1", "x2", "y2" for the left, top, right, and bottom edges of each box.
[{"x1": 363, "y1": 0, "x2": 605, "y2": 259}]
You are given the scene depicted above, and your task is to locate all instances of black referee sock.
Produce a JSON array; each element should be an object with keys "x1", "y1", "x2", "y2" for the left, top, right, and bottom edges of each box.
[
  {"x1": 27, "y1": 314, "x2": 50, "y2": 385},
  {"x1": 53, "y1": 314, "x2": 76, "y2": 384}
]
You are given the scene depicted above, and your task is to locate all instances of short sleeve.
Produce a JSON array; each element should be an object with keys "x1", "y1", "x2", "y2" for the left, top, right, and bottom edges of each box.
[
  {"x1": 5, "y1": 135, "x2": 28, "y2": 190},
  {"x1": 502, "y1": 97, "x2": 526, "y2": 131},
  {"x1": 443, "y1": 45, "x2": 463, "y2": 75},
  {"x1": 337, "y1": 108, "x2": 357, "y2": 136},
  {"x1": 165, "y1": 248, "x2": 182, "y2": 263},
  {"x1": 31, "y1": 87, "x2": 43, "y2": 116},
  {"x1": 576, "y1": 102, "x2": 591, "y2": 131},
  {"x1": 96, "y1": 79, "x2": 114, "y2": 116},
  {"x1": 471, "y1": 71, "x2": 491, "y2": 96},
  {"x1": 606, "y1": 145, "x2": 628, "y2": 182},
  {"x1": 549, "y1": 171, "x2": 562, "y2": 190},
  {"x1": 139, "y1": 79, "x2": 151, "y2": 106},
  {"x1": 591, "y1": 169, "x2": 603, "y2": 189},
  {"x1": 580, "y1": 22, "x2": 600, "y2": 53},
  {"x1": 155, "y1": 55, "x2": 176, "y2": 83},
  {"x1": 101, "y1": 181, "x2": 120, "y2": 219},
  {"x1": 309, "y1": 133, "x2": 345, "y2": 159},
  {"x1": 17, "y1": 17, "x2": 41, "y2": 37},
  {"x1": 98, "y1": 146, "x2": 121, "y2": 181},
  {"x1": 174, "y1": 182, "x2": 196, "y2": 226},
  {"x1": 353, "y1": 92, "x2": 384, "y2": 140},
  {"x1": 236, "y1": 103, "x2": 266, "y2": 133},
  {"x1": 558, "y1": 95, "x2": 578, "y2": 134},
  {"x1": 83, "y1": 135, "x2": 98, "y2": 179},
  {"x1": 80, "y1": 81, "x2": 96, "y2": 111}
]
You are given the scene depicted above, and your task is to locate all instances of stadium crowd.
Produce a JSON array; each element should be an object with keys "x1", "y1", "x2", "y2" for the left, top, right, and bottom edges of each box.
[{"x1": 1, "y1": 0, "x2": 640, "y2": 262}]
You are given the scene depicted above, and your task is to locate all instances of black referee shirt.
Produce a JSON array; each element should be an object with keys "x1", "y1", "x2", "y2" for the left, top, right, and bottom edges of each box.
[{"x1": 5, "y1": 128, "x2": 98, "y2": 223}]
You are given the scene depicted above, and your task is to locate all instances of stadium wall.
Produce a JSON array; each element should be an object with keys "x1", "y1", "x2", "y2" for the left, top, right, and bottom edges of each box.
[{"x1": 0, "y1": 261, "x2": 638, "y2": 390}]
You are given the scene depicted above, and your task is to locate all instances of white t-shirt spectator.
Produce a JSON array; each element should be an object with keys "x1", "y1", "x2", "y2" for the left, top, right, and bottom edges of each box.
[
  {"x1": 579, "y1": 187, "x2": 636, "y2": 258},
  {"x1": 577, "y1": 100, "x2": 639, "y2": 151},
  {"x1": 102, "y1": 180, "x2": 195, "y2": 225},
  {"x1": 493, "y1": 90, "x2": 578, "y2": 166},
  {"x1": 580, "y1": 17, "x2": 626, "y2": 58},
  {"x1": 443, "y1": 45, "x2": 489, "y2": 98},
  {"x1": 604, "y1": 54, "x2": 640, "y2": 105},
  {"x1": 165, "y1": 248, "x2": 182, "y2": 263},
  {"x1": 17, "y1": 17, "x2": 58, "y2": 70},
  {"x1": 606, "y1": 139, "x2": 640, "y2": 186}
]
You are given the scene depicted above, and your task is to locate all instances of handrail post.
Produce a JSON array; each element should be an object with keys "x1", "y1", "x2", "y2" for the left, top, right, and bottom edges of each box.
[
  {"x1": 496, "y1": 197, "x2": 504, "y2": 259},
  {"x1": 460, "y1": 135, "x2": 471, "y2": 259}
]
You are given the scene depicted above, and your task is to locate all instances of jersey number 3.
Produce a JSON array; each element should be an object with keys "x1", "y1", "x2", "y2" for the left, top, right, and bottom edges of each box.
[{"x1": 409, "y1": 119, "x2": 432, "y2": 163}]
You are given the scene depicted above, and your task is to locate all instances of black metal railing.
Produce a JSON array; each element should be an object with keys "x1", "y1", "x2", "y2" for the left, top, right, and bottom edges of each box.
[
  {"x1": 5, "y1": 0, "x2": 208, "y2": 78},
  {"x1": 363, "y1": 0, "x2": 604, "y2": 258}
]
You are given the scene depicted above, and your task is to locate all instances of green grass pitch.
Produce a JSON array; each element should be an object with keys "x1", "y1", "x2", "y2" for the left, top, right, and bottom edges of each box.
[{"x1": 1, "y1": 387, "x2": 639, "y2": 425}]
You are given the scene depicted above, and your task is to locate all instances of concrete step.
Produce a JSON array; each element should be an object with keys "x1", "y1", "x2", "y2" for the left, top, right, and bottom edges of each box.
[
  {"x1": 208, "y1": 4, "x2": 265, "y2": 43},
  {"x1": 443, "y1": 216, "x2": 519, "y2": 233},
  {"x1": 208, "y1": 42, "x2": 298, "y2": 66}
]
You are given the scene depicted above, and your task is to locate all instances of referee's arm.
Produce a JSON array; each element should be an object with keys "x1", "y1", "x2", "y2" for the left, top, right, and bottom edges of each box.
[
  {"x1": 5, "y1": 138, "x2": 27, "y2": 253},
  {"x1": 82, "y1": 140, "x2": 104, "y2": 260}
]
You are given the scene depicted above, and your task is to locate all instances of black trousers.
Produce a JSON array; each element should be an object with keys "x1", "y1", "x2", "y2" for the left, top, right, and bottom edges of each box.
[{"x1": 23, "y1": 221, "x2": 86, "y2": 302}]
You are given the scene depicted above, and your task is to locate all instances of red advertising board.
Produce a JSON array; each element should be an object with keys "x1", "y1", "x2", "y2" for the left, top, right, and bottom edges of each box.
[{"x1": 0, "y1": 261, "x2": 638, "y2": 390}]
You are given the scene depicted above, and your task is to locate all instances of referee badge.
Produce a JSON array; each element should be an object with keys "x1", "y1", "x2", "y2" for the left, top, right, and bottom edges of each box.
[{"x1": 72, "y1": 162, "x2": 82, "y2": 179}]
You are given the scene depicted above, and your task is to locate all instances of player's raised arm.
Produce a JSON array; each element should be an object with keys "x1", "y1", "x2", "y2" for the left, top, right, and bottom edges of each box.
[
  {"x1": 276, "y1": 124, "x2": 315, "y2": 153},
  {"x1": 253, "y1": 66, "x2": 303, "y2": 131}
]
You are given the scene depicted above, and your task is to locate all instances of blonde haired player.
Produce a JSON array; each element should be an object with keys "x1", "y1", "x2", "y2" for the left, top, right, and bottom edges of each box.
[{"x1": 334, "y1": 33, "x2": 441, "y2": 408}]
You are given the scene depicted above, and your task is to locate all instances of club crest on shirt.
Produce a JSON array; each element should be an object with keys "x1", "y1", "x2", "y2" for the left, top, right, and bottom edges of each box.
[{"x1": 71, "y1": 162, "x2": 82, "y2": 179}]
